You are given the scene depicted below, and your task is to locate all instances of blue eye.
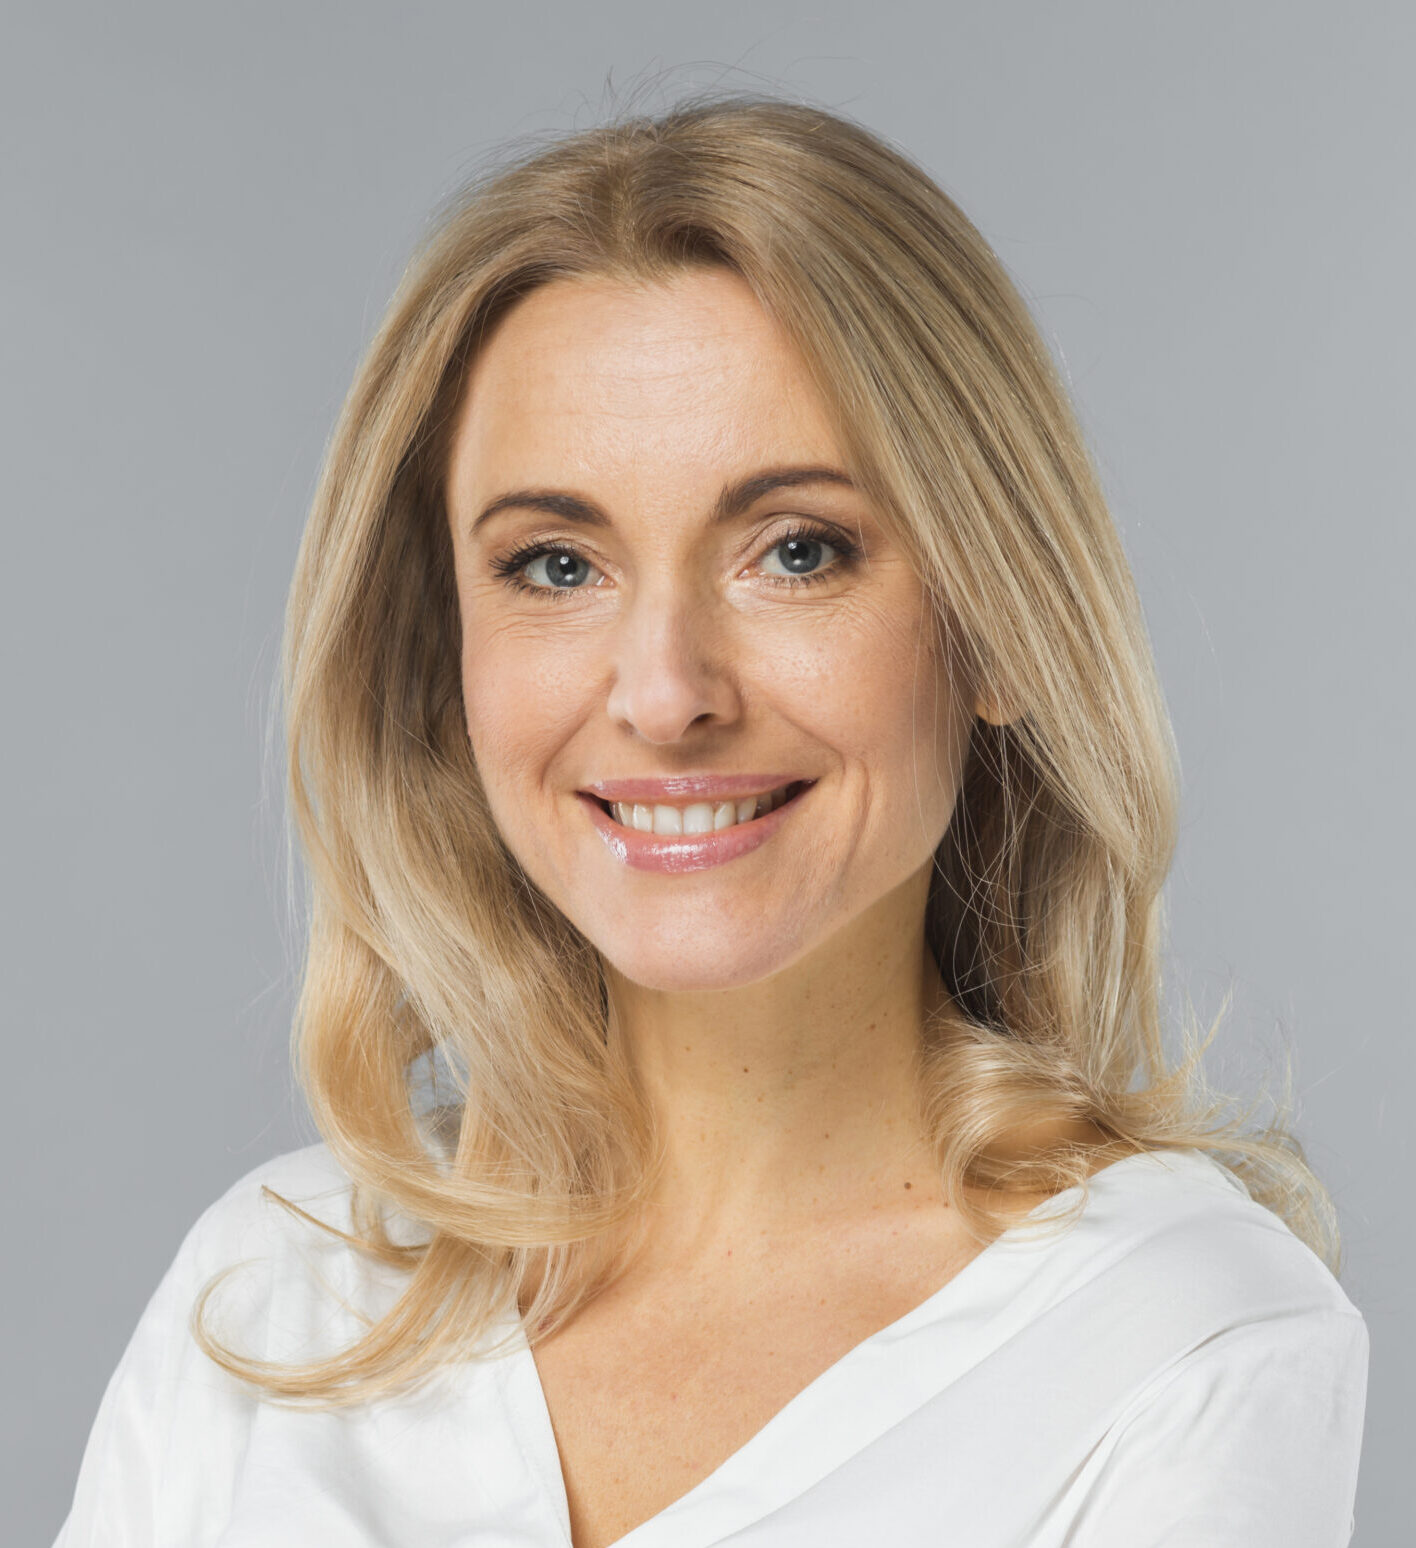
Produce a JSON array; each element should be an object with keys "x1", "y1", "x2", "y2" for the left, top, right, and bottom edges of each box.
[
  {"x1": 489, "y1": 520, "x2": 859, "y2": 600},
  {"x1": 522, "y1": 549, "x2": 595, "y2": 594},
  {"x1": 758, "y1": 528, "x2": 843, "y2": 583}
]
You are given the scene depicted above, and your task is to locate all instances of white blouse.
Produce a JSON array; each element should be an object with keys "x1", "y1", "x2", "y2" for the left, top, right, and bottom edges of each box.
[{"x1": 52, "y1": 1140, "x2": 1369, "y2": 1547}]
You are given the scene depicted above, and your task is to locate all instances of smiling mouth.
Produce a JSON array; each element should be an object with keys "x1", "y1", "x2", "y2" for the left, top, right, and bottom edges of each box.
[{"x1": 592, "y1": 779, "x2": 813, "y2": 835}]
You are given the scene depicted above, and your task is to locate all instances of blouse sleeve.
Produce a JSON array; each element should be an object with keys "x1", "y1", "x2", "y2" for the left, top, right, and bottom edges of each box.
[{"x1": 1069, "y1": 1304, "x2": 1371, "y2": 1547}]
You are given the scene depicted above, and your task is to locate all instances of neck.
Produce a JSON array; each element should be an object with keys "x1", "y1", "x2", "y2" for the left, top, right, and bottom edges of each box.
[{"x1": 603, "y1": 869, "x2": 954, "y2": 1262}]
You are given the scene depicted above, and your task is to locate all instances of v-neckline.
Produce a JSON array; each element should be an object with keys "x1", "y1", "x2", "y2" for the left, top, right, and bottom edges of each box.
[{"x1": 498, "y1": 1149, "x2": 1185, "y2": 1548}]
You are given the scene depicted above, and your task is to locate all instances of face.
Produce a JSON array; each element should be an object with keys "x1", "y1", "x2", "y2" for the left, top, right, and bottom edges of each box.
[{"x1": 444, "y1": 267, "x2": 978, "y2": 993}]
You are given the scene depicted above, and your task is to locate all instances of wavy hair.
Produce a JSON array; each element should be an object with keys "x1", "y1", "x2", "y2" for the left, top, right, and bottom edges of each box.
[{"x1": 192, "y1": 88, "x2": 1341, "y2": 1407}]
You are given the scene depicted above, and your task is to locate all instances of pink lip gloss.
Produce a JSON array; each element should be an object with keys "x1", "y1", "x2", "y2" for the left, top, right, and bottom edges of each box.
[{"x1": 576, "y1": 783, "x2": 813, "y2": 874}]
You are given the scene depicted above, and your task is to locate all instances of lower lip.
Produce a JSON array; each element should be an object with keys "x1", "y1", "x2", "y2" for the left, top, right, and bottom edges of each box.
[{"x1": 576, "y1": 782, "x2": 814, "y2": 873}]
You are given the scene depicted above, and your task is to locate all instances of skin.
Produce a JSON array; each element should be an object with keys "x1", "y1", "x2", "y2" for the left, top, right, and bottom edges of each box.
[{"x1": 442, "y1": 265, "x2": 1054, "y2": 1543}]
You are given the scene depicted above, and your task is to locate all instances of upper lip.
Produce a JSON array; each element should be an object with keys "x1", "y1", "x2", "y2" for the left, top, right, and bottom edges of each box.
[{"x1": 580, "y1": 773, "x2": 813, "y2": 803}]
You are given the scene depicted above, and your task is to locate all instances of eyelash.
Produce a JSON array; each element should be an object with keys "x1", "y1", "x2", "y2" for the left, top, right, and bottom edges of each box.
[{"x1": 487, "y1": 520, "x2": 861, "y2": 602}]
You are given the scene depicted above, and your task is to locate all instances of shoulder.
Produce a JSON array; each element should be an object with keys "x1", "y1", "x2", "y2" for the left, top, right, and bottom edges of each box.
[
  {"x1": 1044, "y1": 1147, "x2": 1369, "y2": 1379},
  {"x1": 167, "y1": 1135, "x2": 433, "y2": 1366},
  {"x1": 1001, "y1": 1148, "x2": 1370, "y2": 1474},
  {"x1": 172, "y1": 1138, "x2": 357, "y2": 1289},
  {"x1": 180, "y1": 1112, "x2": 455, "y2": 1270},
  {"x1": 1057, "y1": 1157, "x2": 1372, "y2": 1546},
  {"x1": 1069, "y1": 1153, "x2": 1370, "y2": 1542},
  {"x1": 53, "y1": 1138, "x2": 449, "y2": 1547},
  {"x1": 1106, "y1": 1148, "x2": 1361, "y2": 1315}
]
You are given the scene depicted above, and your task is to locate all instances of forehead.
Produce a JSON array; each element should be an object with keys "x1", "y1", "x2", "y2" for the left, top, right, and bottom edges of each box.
[{"x1": 446, "y1": 269, "x2": 845, "y2": 509}]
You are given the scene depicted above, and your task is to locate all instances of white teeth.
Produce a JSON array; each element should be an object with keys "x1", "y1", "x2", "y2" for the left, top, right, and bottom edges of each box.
[
  {"x1": 609, "y1": 784, "x2": 798, "y2": 835},
  {"x1": 680, "y1": 802, "x2": 713, "y2": 835}
]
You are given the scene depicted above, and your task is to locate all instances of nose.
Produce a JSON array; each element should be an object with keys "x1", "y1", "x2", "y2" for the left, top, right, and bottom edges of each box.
[{"x1": 602, "y1": 580, "x2": 741, "y2": 744}]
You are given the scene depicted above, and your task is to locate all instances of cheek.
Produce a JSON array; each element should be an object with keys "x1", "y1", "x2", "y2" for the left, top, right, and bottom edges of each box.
[
  {"x1": 459, "y1": 619, "x2": 584, "y2": 799},
  {"x1": 776, "y1": 596, "x2": 957, "y2": 774}
]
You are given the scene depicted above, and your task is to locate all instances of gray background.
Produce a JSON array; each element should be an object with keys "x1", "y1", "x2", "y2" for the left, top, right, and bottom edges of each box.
[{"x1": 6, "y1": 2, "x2": 1410, "y2": 1541}]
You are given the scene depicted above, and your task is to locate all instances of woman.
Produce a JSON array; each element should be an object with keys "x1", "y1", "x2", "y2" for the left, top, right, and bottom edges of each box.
[{"x1": 54, "y1": 92, "x2": 1369, "y2": 1547}]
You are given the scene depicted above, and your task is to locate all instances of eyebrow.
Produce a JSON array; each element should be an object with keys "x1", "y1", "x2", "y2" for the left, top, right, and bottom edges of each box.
[{"x1": 468, "y1": 464, "x2": 858, "y2": 536}]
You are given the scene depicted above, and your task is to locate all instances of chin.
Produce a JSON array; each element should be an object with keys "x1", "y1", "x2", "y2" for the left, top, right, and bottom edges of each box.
[{"x1": 597, "y1": 930, "x2": 808, "y2": 995}]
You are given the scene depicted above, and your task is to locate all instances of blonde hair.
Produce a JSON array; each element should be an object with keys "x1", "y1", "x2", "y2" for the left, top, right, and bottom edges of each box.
[{"x1": 192, "y1": 88, "x2": 1342, "y2": 1407}]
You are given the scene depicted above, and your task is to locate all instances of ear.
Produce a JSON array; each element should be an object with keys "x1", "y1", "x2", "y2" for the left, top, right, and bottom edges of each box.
[{"x1": 973, "y1": 690, "x2": 1017, "y2": 728}]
